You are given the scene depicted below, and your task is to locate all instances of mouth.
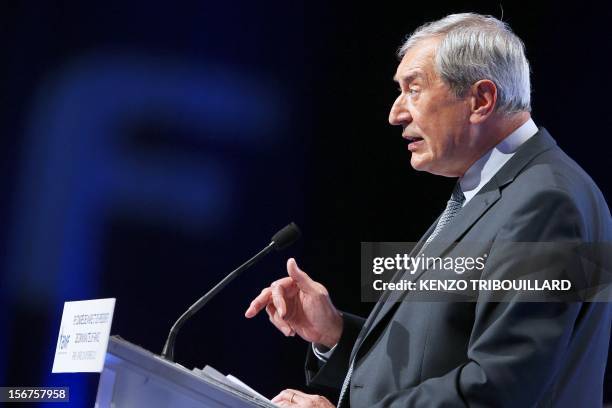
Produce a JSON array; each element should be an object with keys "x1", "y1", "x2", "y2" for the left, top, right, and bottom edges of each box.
[
  {"x1": 404, "y1": 136, "x2": 424, "y2": 143},
  {"x1": 403, "y1": 135, "x2": 425, "y2": 151}
]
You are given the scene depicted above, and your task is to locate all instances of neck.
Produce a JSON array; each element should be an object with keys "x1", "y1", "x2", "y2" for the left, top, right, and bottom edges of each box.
[
  {"x1": 484, "y1": 111, "x2": 531, "y2": 147},
  {"x1": 457, "y1": 111, "x2": 531, "y2": 176}
]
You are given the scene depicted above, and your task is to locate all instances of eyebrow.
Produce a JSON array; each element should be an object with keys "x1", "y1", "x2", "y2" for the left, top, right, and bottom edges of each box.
[{"x1": 392, "y1": 71, "x2": 425, "y2": 83}]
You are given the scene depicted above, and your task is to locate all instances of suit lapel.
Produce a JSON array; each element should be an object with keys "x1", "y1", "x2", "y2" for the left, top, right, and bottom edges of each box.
[
  {"x1": 349, "y1": 127, "x2": 558, "y2": 363},
  {"x1": 359, "y1": 183, "x2": 501, "y2": 348},
  {"x1": 348, "y1": 226, "x2": 437, "y2": 362}
]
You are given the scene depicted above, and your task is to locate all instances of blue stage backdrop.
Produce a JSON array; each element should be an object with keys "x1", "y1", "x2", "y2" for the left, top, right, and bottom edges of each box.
[{"x1": 0, "y1": 1, "x2": 609, "y2": 406}]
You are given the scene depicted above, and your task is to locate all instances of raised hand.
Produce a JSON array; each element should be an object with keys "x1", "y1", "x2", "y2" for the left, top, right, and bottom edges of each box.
[{"x1": 245, "y1": 258, "x2": 343, "y2": 348}]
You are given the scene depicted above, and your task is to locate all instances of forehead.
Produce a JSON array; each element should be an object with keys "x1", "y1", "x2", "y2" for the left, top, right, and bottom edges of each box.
[{"x1": 393, "y1": 37, "x2": 441, "y2": 83}]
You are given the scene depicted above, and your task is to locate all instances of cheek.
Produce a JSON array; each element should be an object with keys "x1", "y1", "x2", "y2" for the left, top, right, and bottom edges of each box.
[
  {"x1": 412, "y1": 99, "x2": 459, "y2": 156},
  {"x1": 412, "y1": 103, "x2": 442, "y2": 136},
  {"x1": 425, "y1": 112, "x2": 465, "y2": 155}
]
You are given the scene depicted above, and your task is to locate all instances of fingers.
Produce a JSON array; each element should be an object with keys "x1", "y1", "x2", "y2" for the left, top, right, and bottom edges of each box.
[
  {"x1": 245, "y1": 277, "x2": 296, "y2": 318},
  {"x1": 245, "y1": 287, "x2": 271, "y2": 318},
  {"x1": 272, "y1": 389, "x2": 334, "y2": 407},
  {"x1": 287, "y1": 258, "x2": 320, "y2": 295},
  {"x1": 271, "y1": 281, "x2": 287, "y2": 318},
  {"x1": 246, "y1": 258, "x2": 312, "y2": 320},
  {"x1": 246, "y1": 283, "x2": 296, "y2": 337},
  {"x1": 266, "y1": 304, "x2": 295, "y2": 337},
  {"x1": 272, "y1": 389, "x2": 308, "y2": 404}
]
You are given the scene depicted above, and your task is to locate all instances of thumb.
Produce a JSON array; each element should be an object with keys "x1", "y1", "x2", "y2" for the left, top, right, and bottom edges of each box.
[{"x1": 287, "y1": 258, "x2": 317, "y2": 294}]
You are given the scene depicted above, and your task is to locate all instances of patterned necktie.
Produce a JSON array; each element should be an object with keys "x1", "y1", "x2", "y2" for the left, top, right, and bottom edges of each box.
[
  {"x1": 337, "y1": 360, "x2": 353, "y2": 407},
  {"x1": 337, "y1": 183, "x2": 465, "y2": 407},
  {"x1": 424, "y1": 182, "x2": 465, "y2": 245}
]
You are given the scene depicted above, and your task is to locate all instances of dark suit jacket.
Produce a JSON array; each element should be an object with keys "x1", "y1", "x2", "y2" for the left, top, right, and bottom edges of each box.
[{"x1": 305, "y1": 128, "x2": 612, "y2": 407}]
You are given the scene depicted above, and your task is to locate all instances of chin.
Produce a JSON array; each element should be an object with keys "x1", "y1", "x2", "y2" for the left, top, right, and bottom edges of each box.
[
  {"x1": 410, "y1": 163, "x2": 427, "y2": 172},
  {"x1": 410, "y1": 154, "x2": 461, "y2": 177},
  {"x1": 410, "y1": 158, "x2": 448, "y2": 176},
  {"x1": 410, "y1": 155, "x2": 432, "y2": 172}
]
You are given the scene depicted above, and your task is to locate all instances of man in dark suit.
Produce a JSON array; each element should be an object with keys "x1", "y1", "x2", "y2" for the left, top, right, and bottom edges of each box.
[{"x1": 245, "y1": 13, "x2": 611, "y2": 407}]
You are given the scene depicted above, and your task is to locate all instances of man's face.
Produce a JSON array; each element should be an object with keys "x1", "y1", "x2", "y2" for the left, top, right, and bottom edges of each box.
[{"x1": 389, "y1": 38, "x2": 472, "y2": 176}]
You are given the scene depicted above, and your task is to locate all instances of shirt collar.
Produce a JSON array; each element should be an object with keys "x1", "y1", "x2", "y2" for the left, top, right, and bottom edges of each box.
[{"x1": 459, "y1": 118, "x2": 538, "y2": 204}]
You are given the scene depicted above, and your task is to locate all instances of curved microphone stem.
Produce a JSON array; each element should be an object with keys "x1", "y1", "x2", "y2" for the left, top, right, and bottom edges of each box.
[{"x1": 161, "y1": 241, "x2": 276, "y2": 361}]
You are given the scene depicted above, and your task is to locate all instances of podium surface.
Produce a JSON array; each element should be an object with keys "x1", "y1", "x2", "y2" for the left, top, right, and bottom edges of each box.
[{"x1": 95, "y1": 336, "x2": 275, "y2": 407}]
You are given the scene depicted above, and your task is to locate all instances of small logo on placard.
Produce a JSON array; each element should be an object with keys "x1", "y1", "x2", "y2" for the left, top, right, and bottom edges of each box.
[{"x1": 58, "y1": 326, "x2": 70, "y2": 350}]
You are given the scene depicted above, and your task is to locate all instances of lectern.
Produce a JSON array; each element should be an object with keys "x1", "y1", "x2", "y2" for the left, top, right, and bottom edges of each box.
[{"x1": 95, "y1": 336, "x2": 275, "y2": 407}]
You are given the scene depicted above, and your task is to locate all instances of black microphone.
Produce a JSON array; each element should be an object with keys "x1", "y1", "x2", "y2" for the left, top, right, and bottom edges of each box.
[
  {"x1": 271, "y1": 222, "x2": 301, "y2": 250},
  {"x1": 161, "y1": 222, "x2": 301, "y2": 361}
]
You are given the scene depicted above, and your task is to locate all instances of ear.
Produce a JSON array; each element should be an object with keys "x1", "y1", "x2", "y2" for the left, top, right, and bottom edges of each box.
[{"x1": 469, "y1": 80, "x2": 497, "y2": 124}]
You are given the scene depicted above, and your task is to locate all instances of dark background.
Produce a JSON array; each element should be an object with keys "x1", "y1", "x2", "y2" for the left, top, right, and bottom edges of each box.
[{"x1": 0, "y1": 1, "x2": 610, "y2": 406}]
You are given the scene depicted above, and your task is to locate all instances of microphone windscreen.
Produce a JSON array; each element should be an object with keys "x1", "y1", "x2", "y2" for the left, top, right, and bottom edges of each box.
[{"x1": 271, "y1": 222, "x2": 301, "y2": 250}]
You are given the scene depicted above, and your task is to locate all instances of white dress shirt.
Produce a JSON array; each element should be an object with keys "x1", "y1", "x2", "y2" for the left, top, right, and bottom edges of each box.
[{"x1": 460, "y1": 118, "x2": 538, "y2": 205}]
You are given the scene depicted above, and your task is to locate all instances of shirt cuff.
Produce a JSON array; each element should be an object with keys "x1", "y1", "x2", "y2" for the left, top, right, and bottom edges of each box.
[{"x1": 311, "y1": 342, "x2": 337, "y2": 362}]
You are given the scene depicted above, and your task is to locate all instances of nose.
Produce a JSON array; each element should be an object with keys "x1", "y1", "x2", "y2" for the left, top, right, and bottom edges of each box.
[{"x1": 388, "y1": 93, "x2": 412, "y2": 126}]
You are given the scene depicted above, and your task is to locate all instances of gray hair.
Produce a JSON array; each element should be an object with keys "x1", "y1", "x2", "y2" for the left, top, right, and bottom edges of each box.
[{"x1": 398, "y1": 13, "x2": 531, "y2": 114}]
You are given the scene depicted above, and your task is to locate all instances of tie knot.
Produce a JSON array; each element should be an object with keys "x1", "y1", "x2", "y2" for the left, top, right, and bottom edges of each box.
[
  {"x1": 423, "y1": 182, "x2": 465, "y2": 246},
  {"x1": 451, "y1": 182, "x2": 465, "y2": 203}
]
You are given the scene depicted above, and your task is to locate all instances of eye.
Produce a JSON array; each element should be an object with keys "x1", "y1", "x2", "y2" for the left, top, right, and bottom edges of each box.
[{"x1": 397, "y1": 87, "x2": 418, "y2": 94}]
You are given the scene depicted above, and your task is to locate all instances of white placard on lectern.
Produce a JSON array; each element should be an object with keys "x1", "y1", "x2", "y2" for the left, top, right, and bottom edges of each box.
[{"x1": 52, "y1": 298, "x2": 116, "y2": 373}]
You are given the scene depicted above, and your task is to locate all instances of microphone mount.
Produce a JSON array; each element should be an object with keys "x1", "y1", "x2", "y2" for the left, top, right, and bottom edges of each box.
[{"x1": 161, "y1": 223, "x2": 300, "y2": 361}]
